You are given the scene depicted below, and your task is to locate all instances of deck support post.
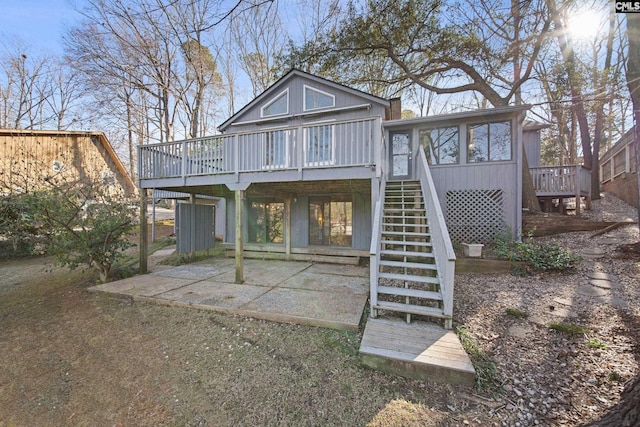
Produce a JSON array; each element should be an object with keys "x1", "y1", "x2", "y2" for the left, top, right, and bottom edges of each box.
[
  {"x1": 190, "y1": 194, "x2": 196, "y2": 261},
  {"x1": 235, "y1": 189, "x2": 244, "y2": 284},
  {"x1": 285, "y1": 198, "x2": 292, "y2": 257},
  {"x1": 139, "y1": 189, "x2": 148, "y2": 274}
]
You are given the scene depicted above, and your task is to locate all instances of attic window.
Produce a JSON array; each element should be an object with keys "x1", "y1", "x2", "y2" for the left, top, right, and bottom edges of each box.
[
  {"x1": 304, "y1": 85, "x2": 335, "y2": 111},
  {"x1": 102, "y1": 171, "x2": 116, "y2": 186},
  {"x1": 52, "y1": 160, "x2": 64, "y2": 173},
  {"x1": 261, "y1": 89, "x2": 289, "y2": 117}
]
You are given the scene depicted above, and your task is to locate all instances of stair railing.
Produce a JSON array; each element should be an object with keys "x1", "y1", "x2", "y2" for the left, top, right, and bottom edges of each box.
[
  {"x1": 416, "y1": 146, "x2": 456, "y2": 329},
  {"x1": 369, "y1": 175, "x2": 386, "y2": 318}
]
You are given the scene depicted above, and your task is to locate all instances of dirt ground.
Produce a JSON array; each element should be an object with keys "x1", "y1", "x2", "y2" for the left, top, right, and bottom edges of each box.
[{"x1": 1, "y1": 198, "x2": 639, "y2": 426}]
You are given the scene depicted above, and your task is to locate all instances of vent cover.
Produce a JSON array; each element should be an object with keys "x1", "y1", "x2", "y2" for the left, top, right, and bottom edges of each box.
[{"x1": 446, "y1": 189, "x2": 506, "y2": 243}]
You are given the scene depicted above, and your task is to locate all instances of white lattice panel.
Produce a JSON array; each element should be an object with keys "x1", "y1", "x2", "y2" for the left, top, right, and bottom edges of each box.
[{"x1": 446, "y1": 189, "x2": 506, "y2": 243}]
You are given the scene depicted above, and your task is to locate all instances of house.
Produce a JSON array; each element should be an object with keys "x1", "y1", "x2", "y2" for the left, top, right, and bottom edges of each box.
[
  {"x1": 0, "y1": 129, "x2": 135, "y2": 197},
  {"x1": 139, "y1": 69, "x2": 537, "y2": 331},
  {"x1": 600, "y1": 129, "x2": 638, "y2": 208}
]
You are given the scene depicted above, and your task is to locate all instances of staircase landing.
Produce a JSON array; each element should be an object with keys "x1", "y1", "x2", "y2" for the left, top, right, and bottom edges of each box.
[{"x1": 360, "y1": 317, "x2": 475, "y2": 386}]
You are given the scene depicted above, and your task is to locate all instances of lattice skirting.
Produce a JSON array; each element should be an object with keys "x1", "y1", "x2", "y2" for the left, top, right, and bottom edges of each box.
[{"x1": 446, "y1": 189, "x2": 506, "y2": 243}]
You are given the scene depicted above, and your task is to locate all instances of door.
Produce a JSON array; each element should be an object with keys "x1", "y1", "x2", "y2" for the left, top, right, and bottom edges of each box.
[{"x1": 390, "y1": 131, "x2": 412, "y2": 180}]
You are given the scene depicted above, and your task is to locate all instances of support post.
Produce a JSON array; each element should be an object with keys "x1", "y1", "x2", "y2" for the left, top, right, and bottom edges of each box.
[
  {"x1": 575, "y1": 166, "x2": 582, "y2": 216},
  {"x1": 139, "y1": 189, "x2": 148, "y2": 274},
  {"x1": 235, "y1": 190, "x2": 244, "y2": 284},
  {"x1": 285, "y1": 197, "x2": 292, "y2": 257},
  {"x1": 190, "y1": 193, "x2": 196, "y2": 261},
  {"x1": 151, "y1": 192, "x2": 156, "y2": 242}
]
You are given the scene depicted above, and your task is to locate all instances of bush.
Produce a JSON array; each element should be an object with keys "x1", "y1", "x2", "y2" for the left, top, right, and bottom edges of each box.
[{"x1": 493, "y1": 232, "x2": 580, "y2": 272}]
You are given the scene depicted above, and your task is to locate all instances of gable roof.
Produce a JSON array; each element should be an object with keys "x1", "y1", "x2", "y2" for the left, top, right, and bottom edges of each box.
[
  {"x1": 0, "y1": 129, "x2": 136, "y2": 195},
  {"x1": 218, "y1": 69, "x2": 390, "y2": 132}
]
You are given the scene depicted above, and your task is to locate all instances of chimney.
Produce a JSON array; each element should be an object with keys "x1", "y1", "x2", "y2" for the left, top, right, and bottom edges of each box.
[{"x1": 386, "y1": 97, "x2": 401, "y2": 121}]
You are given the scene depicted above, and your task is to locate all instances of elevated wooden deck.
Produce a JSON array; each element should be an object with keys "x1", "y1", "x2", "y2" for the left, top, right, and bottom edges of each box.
[
  {"x1": 530, "y1": 165, "x2": 591, "y2": 215},
  {"x1": 359, "y1": 317, "x2": 476, "y2": 386}
]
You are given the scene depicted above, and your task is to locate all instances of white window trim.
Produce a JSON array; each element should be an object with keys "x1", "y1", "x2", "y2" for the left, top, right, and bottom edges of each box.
[
  {"x1": 260, "y1": 88, "x2": 289, "y2": 118},
  {"x1": 303, "y1": 84, "x2": 335, "y2": 112},
  {"x1": 304, "y1": 124, "x2": 336, "y2": 167},
  {"x1": 262, "y1": 129, "x2": 290, "y2": 170},
  {"x1": 52, "y1": 160, "x2": 64, "y2": 173}
]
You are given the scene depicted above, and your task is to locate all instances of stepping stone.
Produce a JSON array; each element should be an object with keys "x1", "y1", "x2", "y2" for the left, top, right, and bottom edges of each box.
[
  {"x1": 593, "y1": 295, "x2": 628, "y2": 309},
  {"x1": 548, "y1": 307, "x2": 578, "y2": 319},
  {"x1": 578, "y1": 248, "x2": 607, "y2": 258},
  {"x1": 576, "y1": 285, "x2": 610, "y2": 298},
  {"x1": 599, "y1": 238, "x2": 626, "y2": 246},
  {"x1": 554, "y1": 297, "x2": 576, "y2": 307},
  {"x1": 587, "y1": 271, "x2": 619, "y2": 281},
  {"x1": 508, "y1": 325, "x2": 532, "y2": 339},
  {"x1": 589, "y1": 279, "x2": 621, "y2": 290}
]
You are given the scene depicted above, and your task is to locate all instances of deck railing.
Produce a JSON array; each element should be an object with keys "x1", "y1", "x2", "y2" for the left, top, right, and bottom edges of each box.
[
  {"x1": 138, "y1": 117, "x2": 380, "y2": 180},
  {"x1": 416, "y1": 146, "x2": 456, "y2": 329},
  {"x1": 530, "y1": 165, "x2": 591, "y2": 197}
]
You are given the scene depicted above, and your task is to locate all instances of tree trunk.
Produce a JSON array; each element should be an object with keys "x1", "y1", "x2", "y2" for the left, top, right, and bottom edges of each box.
[{"x1": 583, "y1": 13, "x2": 640, "y2": 427}]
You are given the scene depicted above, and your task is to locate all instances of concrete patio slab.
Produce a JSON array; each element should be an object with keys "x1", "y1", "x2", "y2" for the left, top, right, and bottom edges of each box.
[
  {"x1": 279, "y1": 271, "x2": 368, "y2": 295},
  {"x1": 240, "y1": 287, "x2": 367, "y2": 330},
  {"x1": 152, "y1": 264, "x2": 233, "y2": 281},
  {"x1": 215, "y1": 259, "x2": 312, "y2": 286},
  {"x1": 89, "y1": 258, "x2": 368, "y2": 331},
  {"x1": 305, "y1": 263, "x2": 368, "y2": 278},
  {"x1": 156, "y1": 280, "x2": 271, "y2": 308},
  {"x1": 90, "y1": 274, "x2": 195, "y2": 297}
]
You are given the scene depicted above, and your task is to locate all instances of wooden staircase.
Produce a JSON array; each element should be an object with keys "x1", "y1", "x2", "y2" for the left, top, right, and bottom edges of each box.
[
  {"x1": 361, "y1": 149, "x2": 474, "y2": 386},
  {"x1": 371, "y1": 180, "x2": 451, "y2": 328}
]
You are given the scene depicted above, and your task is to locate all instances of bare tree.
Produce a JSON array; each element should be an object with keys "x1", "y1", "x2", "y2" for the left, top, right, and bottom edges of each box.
[{"x1": 231, "y1": 1, "x2": 284, "y2": 97}]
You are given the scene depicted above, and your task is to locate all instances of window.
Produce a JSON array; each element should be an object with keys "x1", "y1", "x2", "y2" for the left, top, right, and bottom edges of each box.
[
  {"x1": 102, "y1": 171, "x2": 116, "y2": 186},
  {"x1": 420, "y1": 127, "x2": 459, "y2": 165},
  {"x1": 52, "y1": 160, "x2": 64, "y2": 173},
  {"x1": 468, "y1": 121, "x2": 511, "y2": 162},
  {"x1": 263, "y1": 129, "x2": 288, "y2": 169},
  {"x1": 304, "y1": 85, "x2": 335, "y2": 111},
  {"x1": 309, "y1": 196, "x2": 352, "y2": 247},
  {"x1": 261, "y1": 89, "x2": 288, "y2": 117},
  {"x1": 248, "y1": 199, "x2": 284, "y2": 244},
  {"x1": 305, "y1": 124, "x2": 334, "y2": 165}
]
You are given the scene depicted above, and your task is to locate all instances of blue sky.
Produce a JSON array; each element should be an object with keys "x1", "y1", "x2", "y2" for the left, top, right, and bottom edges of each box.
[{"x1": 0, "y1": 0, "x2": 84, "y2": 54}]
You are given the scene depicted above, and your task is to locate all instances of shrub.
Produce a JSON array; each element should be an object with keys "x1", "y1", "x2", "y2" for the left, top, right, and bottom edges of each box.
[{"x1": 492, "y1": 232, "x2": 580, "y2": 272}]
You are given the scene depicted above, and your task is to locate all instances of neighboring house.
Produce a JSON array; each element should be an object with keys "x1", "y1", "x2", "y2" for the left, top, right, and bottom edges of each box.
[
  {"x1": 600, "y1": 129, "x2": 638, "y2": 208},
  {"x1": 139, "y1": 69, "x2": 539, "y2": 329},
  {"x1": 0, "y1": 129, "x2": 135, "y2": 197}
]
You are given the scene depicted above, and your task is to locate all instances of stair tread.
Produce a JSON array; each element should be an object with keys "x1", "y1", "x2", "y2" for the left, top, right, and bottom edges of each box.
[
  {"x1": 381, "y1": 249, "x2": 435, "y2": 258},
  {"x1": 383, "y1": 223, "x2": 429, "y2": 227},
  {"x1": 382, "y1": 231, "x2": 431, "y2": 236},
  {"x1": 373, "y1": 301, "x2": 449, "y2": 318},
  {"x1": 379, "y1": 272, "x2": 440, "y2": 284},
  {"x1": 377, "y1": 285, "x2": 442, "y2": 299},
  {"x1": 379, "y1": 260, "x2": 437, "y2": 270},
  {"x1": 382, "y1": 240, "x2": 432, "y2": 247}
]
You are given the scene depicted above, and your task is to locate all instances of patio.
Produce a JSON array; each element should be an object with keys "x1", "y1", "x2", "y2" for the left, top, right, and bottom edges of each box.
[{"x1": 89, "y1": 257, "x2": 369, "y2": 331}]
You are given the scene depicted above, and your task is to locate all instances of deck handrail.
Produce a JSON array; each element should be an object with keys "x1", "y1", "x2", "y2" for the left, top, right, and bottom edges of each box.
[
  {"x1": 416, "y1": 146, "x2": 456, "y2": 328},
  {"x1": 369, "y1": 175, "x2": 386, "y2": 315},
  {"x1": 529, "y1": 165, "x2": 591, "y2": 196},
  {"x1": 138, "y1": 117, "x2": 381, "y2": 180}
]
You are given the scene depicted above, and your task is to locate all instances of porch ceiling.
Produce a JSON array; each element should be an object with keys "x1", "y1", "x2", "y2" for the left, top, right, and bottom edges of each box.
[{"x1": 154, "y1": 178, "x2": 372, "y2": 199}]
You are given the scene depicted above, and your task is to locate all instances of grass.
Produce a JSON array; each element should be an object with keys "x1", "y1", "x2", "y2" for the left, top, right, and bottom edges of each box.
[
  {"x1": 548, "y1": 322, "x2": 587, "y2": 335},
  {"x1": 456, "y1": 325, "x2": 500, "y2": 393},
  {"x1": 505, "y1": 308, "x2": 529, "y2": 319},
  {"x1": 587, "y1": 338, "x2": 606, "y2": 349}
]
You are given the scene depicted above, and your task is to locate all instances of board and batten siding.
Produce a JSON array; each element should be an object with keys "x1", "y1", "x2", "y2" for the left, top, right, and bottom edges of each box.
[
  {"x1": 226, "y1": 76, "x2": 387, "y2": 134},
  {"x1": 0, "y1": 131, "x2": 134, "y2": 196}
]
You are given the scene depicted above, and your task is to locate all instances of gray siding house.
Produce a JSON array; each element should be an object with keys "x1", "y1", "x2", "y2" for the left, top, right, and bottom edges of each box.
[{"x1": 139, "y1": 69, "x2": 532, "y2": 328}]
